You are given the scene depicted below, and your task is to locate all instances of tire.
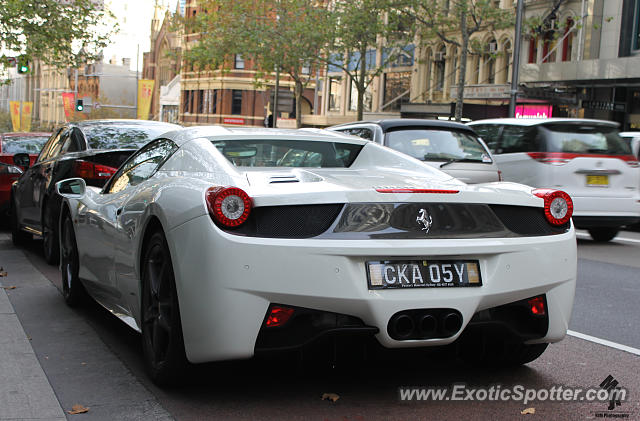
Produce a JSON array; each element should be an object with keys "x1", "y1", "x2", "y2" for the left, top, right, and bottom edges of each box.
[
  {"x1": 141, "y1": 230, "x2": 187, "y2": 386},
  {"x1": 60, "y1": 211, "x2": 86, "y2": 306},
  {"x1": 42, "y1": 200, "x2": 60, "y2": 265},
  {"x1": 588, "y1": 227, "x2": 619, "y2": 242},
  {"x1": 10, "y1": 195, "x2": 31, "y2": 246}
]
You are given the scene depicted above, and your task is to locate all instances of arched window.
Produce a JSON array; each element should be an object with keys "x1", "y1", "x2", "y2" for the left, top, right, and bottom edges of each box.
[
  {"x1": 503, "y1": 40, "x2": 512, "y2": 83},
  {"x1": 562, "y1": 17, "x2": 574, "y2": 61},
  {"x1": 484, "y1": 39, "x2": 497, "y2": 84},
  {"x1": 449, "y1": 48, "x2": 458, "y2": 87},
  {"x1": 435, "y1": 46, "x2": 446, "y2": 91},
  {"x1": 472, "y1": 53, "x2": 480, "y2": 84},
  {"x1": 424, "y1": 48, "x2": 432, "y2": 94},
  {"x1": 528, "y1": 34, "x2": 538, "y2": 63},
  {"x1": 542, "y1": 20, "x2": 558, "y2": 63}
]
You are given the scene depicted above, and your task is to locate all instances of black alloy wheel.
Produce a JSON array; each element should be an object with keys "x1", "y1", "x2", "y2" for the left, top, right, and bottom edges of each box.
[
  {"x1": 42, "y1": 201, "x2": 60, "y2": 265},
  {"x1": 60, "y1": 211, "x2": 85, "y2": 306},
  {"x1": 141, "y1": 230, "x2": 187, "y2": 386}
]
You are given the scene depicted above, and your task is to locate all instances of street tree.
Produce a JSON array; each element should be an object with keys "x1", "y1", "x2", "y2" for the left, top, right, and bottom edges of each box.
[
  {"x1": 0, "y1": 0, "x2": 116, "y2": 76},
  {"x1": 326, "y1": 0, "x2": 415, "y2": 121},
  {"x1": 183, "y1": 0, "x2": 331, "y2": 128},
  {"x1": 391, "y1": 0, "x2": 514, "y2": 121}
]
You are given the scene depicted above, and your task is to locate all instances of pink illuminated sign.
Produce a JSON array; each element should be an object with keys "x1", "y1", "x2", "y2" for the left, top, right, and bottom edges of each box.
[{"x1": 515, "y1": 105, "x2": 553, "y2": 119}]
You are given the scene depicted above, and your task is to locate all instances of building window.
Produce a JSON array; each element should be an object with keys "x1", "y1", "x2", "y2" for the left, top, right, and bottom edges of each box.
[
  {"x1": 542, "y1": 30, "x2": 557, "y2": 63},
  {"x1": 182, "y1": 90, "x2": 193, "y2": 114},
  {"x1": 329, "y1": 76, "x2": 342, "y2": 111},
  {"x1": 231, "y1": 90, "x2": 242, "y2": 114},
  {"x1": 424, "y1": 48, "x2": 432, "y2": 94},
  {"x1": 349, "y1": 79, "x2": 372, "y2": 112},
  {"x1": 562, "y1": 18, "x2": 574, "y2": 61},
  {"x1": 234, "y1": 54, "x2": 245, "y2": 69},
  {"x1": 435, "y1": 47, "x2": 446, "y2": 91},
  {"x1": 528, "y1": 36, "x2": 538, "y2": 63},
  {"x1": 503, "y1": 40, "x2": 512, "y2": 83},
  {"x1": 203, "y1": 89, "x2": 217, "y2": 114},
  {"x1": 383, "y1": 71, "x2": 410, "y2": 111},
  {"x1": 449, "y1": 48, "x2": 458, "y2": 87}
]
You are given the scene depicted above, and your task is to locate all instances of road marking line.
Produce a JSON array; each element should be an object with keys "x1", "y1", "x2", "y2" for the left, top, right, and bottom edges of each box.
[
  {"x1": 576, "y1": 233, "x2": 640, "y2": 244},
  {"x1": 567, "y1": 330, "x2": 640, "y2": 356}
]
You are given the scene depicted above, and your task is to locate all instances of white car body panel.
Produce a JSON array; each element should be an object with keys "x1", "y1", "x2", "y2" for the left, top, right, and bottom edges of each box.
[{"x1": 59, "y1": 126, "x2": 577, "y2": 364}]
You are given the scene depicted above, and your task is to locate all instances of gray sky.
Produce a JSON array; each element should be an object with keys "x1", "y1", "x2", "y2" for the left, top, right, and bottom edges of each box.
[{"x1": 102, "y1": 0, "x2": 178, "y2": 72}]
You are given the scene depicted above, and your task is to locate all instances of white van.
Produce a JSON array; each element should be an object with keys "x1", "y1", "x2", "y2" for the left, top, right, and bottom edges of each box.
[{"x1": 469, "y1": 118, "x2": 640, "y2": 242}]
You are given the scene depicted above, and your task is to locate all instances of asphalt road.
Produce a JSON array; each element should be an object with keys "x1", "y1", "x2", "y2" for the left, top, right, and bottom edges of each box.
[{"x1": 1, "y1": 229, "x2": 639, "y2": 420}]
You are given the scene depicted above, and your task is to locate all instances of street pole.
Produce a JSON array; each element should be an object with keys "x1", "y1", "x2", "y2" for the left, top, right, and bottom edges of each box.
[{"x1": 509, "y1": 0, "x2": 524, "y2": 117}]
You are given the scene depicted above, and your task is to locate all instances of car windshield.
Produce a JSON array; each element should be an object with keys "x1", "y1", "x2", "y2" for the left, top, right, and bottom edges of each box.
[
  {"x1": 1, "y1": 136, "x2": 49, "y2": 154},
  {"x1": 541, "y1": 124, "x2": 632, "y2": 155},
  {"x1": 210, "y1": 139, "x2": 363, "y2": 167},
  {"x1": 385, "y1": 129, "x2": 491, "y2": 162},
  {"x1": 82, "y1": 124, "x2": 178, "y2": 150}
]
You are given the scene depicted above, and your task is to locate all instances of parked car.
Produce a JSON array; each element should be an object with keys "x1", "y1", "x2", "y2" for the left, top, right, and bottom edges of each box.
[
  {"x1": 0, "y1": 132, "x2": 50, "y2": 216},
  {"x1": 328, "y1": 119, "x2": 500, "y2": 184},
  {"x1": 10, "y1": 120, "x2": 180, "y2": 264},
  {"x1": 55, "y1": 126, "x2": 576, "y2": 385},
  {"x1": 619, "y1": 132, "x2": 640, "y2": 158},
  {"x1": 469, "y1": 118, "x2": 640, "y2": 242}
]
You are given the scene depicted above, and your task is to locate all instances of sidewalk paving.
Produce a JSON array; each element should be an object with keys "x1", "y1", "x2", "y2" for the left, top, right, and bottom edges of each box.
[
  {"x1": 0, "y1": 233, "x2": 174, "y2": 421},
  {"x1": 0, "y1": 271, "x2": 66, "y2": 421}
]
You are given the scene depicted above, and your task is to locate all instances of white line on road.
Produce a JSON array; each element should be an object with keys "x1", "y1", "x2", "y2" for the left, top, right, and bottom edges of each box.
[{"x1": 567, "y1": 330, "x2": 640, "y2": 356}]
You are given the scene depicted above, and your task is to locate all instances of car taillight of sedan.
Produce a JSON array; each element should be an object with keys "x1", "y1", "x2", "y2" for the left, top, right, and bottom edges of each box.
[{"x1": 73, "y1": 160, "x2": 118, "y2": 180}]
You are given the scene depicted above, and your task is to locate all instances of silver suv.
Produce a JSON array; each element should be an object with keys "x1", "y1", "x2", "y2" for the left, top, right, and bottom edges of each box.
[{"x1": 469, "y1": 118, "x2": 640, "y2": 242}]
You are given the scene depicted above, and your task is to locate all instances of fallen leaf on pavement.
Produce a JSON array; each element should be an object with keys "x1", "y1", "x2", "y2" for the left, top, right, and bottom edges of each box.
[
  {"x1": 68, "y1": 404, "x2": 89, "y2": 414},
  {"x1": 322, "y1": 393, "x2": 340, "y2": 402},
  {"x1": 2, "y1": 286, "x2": 16, "y2": 290},
  {"x1": 0, "y1": 268, "x2": 8, "y2": 277},
  {"x1": 521, "y1": 408, "x2": 535, "y2": 415}
]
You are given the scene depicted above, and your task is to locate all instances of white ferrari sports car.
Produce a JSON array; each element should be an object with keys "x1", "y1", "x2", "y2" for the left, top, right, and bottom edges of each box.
[{"x1": 56, "y1": 126, "x2": 577, "y2": 385}]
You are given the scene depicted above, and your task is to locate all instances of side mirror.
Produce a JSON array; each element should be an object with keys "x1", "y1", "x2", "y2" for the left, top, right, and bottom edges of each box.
[
  {"x1": 13, "y1": 153, "x2": 30, "y2": 168},
  {"x1": 56, "y1": 178, "x2": 86, "y2": 198}
]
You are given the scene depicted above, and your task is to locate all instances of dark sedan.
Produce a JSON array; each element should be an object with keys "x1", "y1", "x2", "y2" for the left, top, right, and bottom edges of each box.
[{"x1": 10, "y1": 119, "x2": 180, "y2": 264}]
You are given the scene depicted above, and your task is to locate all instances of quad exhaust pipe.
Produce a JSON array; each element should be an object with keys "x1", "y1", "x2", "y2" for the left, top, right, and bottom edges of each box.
[{"x1": 387, "y1": 309, "x2": 463, "y2": 340}]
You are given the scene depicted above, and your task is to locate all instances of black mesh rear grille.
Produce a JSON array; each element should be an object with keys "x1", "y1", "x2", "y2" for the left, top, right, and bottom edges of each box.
[
  {"x1": 489, "y1": 205, "x2": 570, "y2": 235},
  {"x1": 223, "y1": 204, "x2": 344, "y2": 238}
]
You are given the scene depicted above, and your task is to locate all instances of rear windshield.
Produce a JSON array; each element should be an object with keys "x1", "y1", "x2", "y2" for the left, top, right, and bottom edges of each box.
[
  {"x1": 210, "y1": 139, "x2": 363, "y2": 167},
  {"x1": 82, "y1": 124, "x2": 178, "y2": 150},
  {"x1": 2, "y1": 136, "x2": 49, "y2": 154},
  {"x1": 541, "y1": 124, "x2": 631, "y2": 155},
  {"x1": 385, "y1": 129, "x2": 491, "y2": 162}
]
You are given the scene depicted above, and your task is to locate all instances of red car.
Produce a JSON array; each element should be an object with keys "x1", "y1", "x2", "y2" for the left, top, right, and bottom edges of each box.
[{"x1": 0, "y1": 132, "x2": 51, "y2": 214}]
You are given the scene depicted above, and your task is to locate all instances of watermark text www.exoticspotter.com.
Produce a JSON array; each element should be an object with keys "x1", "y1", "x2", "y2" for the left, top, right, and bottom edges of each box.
[{"x1": 398, "y1": 384, "x2": 628, "y2": 406}]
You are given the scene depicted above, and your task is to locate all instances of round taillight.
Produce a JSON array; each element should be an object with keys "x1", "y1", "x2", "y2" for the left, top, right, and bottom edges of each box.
[
  {"x1": 205, "y1": 186, "x2": 252, "y2": 228},
  {"x1": 532, "y1": 189, "x2": 573, "y2": 226}
]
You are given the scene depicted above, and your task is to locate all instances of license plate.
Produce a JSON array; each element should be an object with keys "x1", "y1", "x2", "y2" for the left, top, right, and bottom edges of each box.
[
  {"x1": 367, "y1": 260, "x2": 482, "y2": 289},
  {"x1": 586, "y1": 175, "x2": 609, "y2": 186}
]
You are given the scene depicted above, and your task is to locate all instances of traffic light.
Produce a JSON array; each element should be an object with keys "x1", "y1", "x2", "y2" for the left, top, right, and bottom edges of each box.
[
  {"x1": 75, "y1": 99, "x2": 84, "y2": 112},
  {"x1": 16, "y1": 57, "x2": 29, "y2": 74}
]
